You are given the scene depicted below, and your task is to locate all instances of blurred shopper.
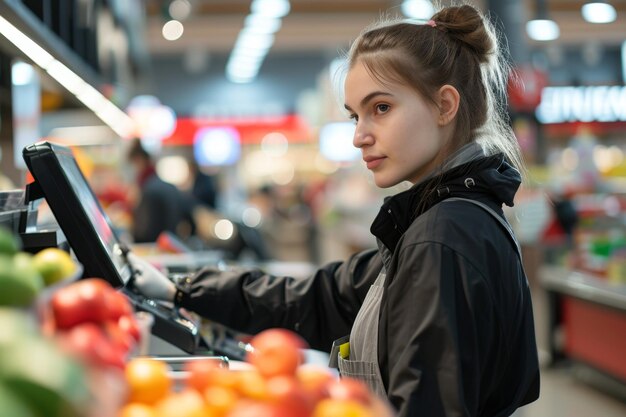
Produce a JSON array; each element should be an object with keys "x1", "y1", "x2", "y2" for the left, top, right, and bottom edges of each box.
[
  {"x1": 131, "y1": 5, "x2": 539, "y2": 416},
  {"x1": 189, "y1": 159, "x2": 219, "y2": 210},
  {"x1": 126, "y1": 138, "x2": 186, "y2": 243}
]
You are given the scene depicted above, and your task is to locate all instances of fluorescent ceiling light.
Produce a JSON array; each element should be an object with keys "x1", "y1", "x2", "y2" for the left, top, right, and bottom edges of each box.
[
  {"x1": 0, "y1": 16, "x2": 54, "y2": 68},
  {"x1": 0, "y1": 15, "x2": 133, "y2": 136},
  {"x1": 526, "y1": 19, "x2": 560, "y2": 41},
  {"x1": 401, "y1": 0, "x2": 435, "y2": 20},
  {"x1": 244, "y1": 15, "x2": 282, "y2": 34},
  {"x1": 251, "y1": 0, "x2": 291, "y2": 18},
  {"x1": 46, "y1": 61, "x2": 88, "y2": 95},
  {"x1": 235, "y1": 32, "x2": 274, "y2": 49},
  {"x1": 582, "y1": 3, "x2": 617, "y2": 24}
]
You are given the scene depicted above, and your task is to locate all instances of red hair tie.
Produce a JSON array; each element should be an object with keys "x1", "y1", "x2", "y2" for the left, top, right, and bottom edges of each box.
[{"x1": 426, "y1": 19, "x2": 437, "y2": 27}]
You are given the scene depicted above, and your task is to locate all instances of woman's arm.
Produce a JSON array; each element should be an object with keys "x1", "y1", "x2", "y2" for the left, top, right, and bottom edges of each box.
[{"x1": 177, "y1": 249, "x2": 382, "y2": 351}]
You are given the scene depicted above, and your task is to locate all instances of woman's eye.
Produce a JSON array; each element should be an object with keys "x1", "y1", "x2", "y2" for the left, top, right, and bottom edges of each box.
[
  {"x1": 349, "y1": 114, "x2": 359, "y2": 123},
  {"x1": 376, "y1": 104, "x2": 390, "y2": 114}
]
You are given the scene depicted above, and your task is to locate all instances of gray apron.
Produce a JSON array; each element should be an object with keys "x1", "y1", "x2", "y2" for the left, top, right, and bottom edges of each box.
[{"x1": 337, "y1": 270, "x2": 387, "y2": 398}]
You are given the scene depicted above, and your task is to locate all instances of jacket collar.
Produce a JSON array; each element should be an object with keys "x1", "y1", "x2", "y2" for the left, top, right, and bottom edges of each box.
[{"x1": 370, "y1": 153, "x2": 521, "y2": 253}]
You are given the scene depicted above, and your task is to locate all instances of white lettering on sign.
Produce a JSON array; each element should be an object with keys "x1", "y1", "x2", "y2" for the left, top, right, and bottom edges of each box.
[{"x1": 535, "y1": 86, "x2": 626, "y2": 123}]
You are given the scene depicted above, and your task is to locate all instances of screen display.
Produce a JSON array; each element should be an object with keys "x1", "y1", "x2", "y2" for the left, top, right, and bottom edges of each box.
[
  {"x1": 23, "y1": 142, "x2": 132, "y2": 286},
  {"x1": 56, "y1": 151, "x2": 130, "y2": 280}
]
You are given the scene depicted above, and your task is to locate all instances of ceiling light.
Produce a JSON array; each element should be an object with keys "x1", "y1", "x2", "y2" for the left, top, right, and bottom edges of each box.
[
  {"x1": 582, "y1": 2, "x2": 617, "y2": 24},
  {"x1": 244, "y1": 15, "x2": 282, "y2": 34},
  {"x1": 0, "y1": 15, "x2": 133, "y2": 136},
  {"x1": 251, "y1": 0, "x2": 290, "y2": 19},
  {"x1": 527, "y1": 0, "x2": 560, "y2": 41},
  {"x1": 169, "y1": 0, "x2": 192, "y2": 21},
  {"x1": 162, "y1": 20, "x2": 184, "y2": 41},
  {"x1": 12, "y1": 61, "x2": 35, "y2": 86},
  {"x1": 526, "y1": 19, "x2": 560, "y2": 41},
  {"x1": 401, "y1": 0, "x2": 435, "y2": 20}
]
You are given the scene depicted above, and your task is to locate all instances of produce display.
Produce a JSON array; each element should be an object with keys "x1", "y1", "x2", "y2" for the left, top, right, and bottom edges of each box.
[
  {"x1": 119, "y1": 328, "x2": 394, "y2": 417},
  {"x1": 0, "y1": 228, "x2": 78, "y2": 307},
  {"x1": 0, "y1": 227, "x2": 394, "y2": 417}
]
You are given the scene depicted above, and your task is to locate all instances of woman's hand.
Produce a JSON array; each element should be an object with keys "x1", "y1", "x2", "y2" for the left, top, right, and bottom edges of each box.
[{"x1": 127, "y1": 253, "x2": 176, "y2": 301}]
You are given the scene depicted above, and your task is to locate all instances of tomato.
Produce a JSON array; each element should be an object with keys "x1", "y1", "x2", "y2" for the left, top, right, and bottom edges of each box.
[
  {"x1": 103, "y1": 320, "x2": 135, "y2": 353},
  {"x1": 105, "y1": 290, "x2": 133, "y2": 320},
  {"x1": 247, "y1": 329, "x2": 308, "y2": 378},
  {"x1": 125, "y1": 358, "x2": 172, "y2": 405},
  {"x1": 51, "y1": 278, "x2": 113, "y2": 329},
  {"x1": 118, "y1": 314, "x2": 142, "y2": 343},
  {"x1": 59, "y1": 322, "x2": 126, "y2": 369}
]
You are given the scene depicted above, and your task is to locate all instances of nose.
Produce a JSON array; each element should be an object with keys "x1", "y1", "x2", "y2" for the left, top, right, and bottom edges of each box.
[{"x1": 353, "y1": 127, "x2": 373, "y2": 148}]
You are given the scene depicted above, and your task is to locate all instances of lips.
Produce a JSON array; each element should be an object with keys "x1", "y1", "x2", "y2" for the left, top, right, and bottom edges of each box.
[{"x1": 363, "y1": 155, "x2": 385, "y2": 170}]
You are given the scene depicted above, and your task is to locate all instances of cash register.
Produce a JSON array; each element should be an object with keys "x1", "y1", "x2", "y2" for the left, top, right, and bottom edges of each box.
[{"x1": 22, "y1": 141, "x2": 220, "y2": 355}]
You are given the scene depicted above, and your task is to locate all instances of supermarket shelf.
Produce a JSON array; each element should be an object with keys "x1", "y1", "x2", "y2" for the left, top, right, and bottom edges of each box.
[{"x1": 542, "y1": 266, "x2": 626, "y2": 313}]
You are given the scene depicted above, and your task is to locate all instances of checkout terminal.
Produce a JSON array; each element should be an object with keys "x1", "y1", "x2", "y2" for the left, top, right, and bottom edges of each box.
[{"x1": 22, "y1": 141, "x2": 239, "y2": 357}]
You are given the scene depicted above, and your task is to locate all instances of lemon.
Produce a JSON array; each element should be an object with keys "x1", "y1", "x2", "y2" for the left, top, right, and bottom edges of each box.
[{"x1": 32, "y1": 248, "x2": 77, "y2": 286}]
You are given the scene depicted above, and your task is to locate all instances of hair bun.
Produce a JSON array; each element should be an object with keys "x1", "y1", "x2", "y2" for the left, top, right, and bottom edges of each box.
[{"x1": 432, "y1": 5, "x2": 494, "y2": 63}]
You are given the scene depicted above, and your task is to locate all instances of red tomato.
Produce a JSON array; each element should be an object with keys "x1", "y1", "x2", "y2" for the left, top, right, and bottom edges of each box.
[
  {"x1": 246, "y1": 329, "x2": 308, "y2": 378},
  {"x1": 118, "y1": 315, "x2": 142, "y2": 343},
  {"x1": 51, "y1": 278, "x2": 113, "y2": 329},
  {"x1": 103, "y1": 320, "x2": 135, "y2": 353},
  {"x1": 105, "y1": 290, "x2": 133, "y2": 320},
  {"x1": 60, "y1": 322, "x2": 126, "y2": 369}
]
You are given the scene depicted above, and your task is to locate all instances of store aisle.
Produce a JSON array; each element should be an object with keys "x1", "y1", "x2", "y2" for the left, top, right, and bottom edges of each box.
[
  {"x1": 516, "y1": 365, "x2": 626, "y2": 417},
  {"x1": 515, "y1": 274, "x2": 626, "y2": 417}
]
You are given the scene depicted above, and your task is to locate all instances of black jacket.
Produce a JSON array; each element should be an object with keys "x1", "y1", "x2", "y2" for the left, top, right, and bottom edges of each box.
[
  {"x1": 133, "y1": 173, "x2": 185, "y2": 243},
  {"x1": 177, "y1": 154, "x2": 540, "y2": 417}
]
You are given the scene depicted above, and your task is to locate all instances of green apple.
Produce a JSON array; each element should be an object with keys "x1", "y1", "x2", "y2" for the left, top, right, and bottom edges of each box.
[
  {"x1": 0, "y1": 227, "x2": 21, "y2": 255},
  {"x1": 0, "y1": 254, "x2": 44, "y2": 307}
]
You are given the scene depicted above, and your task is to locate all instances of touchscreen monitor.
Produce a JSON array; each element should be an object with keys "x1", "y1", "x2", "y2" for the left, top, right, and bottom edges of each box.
[{"x1": 22, "y1": 141, "x2": 131, "y2": 287}]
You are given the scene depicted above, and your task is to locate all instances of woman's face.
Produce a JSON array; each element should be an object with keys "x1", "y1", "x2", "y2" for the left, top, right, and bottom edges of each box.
[{"x1": 344, "y1": 60, "x2": 447, "y2": 188}]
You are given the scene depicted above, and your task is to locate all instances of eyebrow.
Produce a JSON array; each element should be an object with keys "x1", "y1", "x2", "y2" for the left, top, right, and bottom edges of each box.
[{"x1": 344, "y1": 91, "x2": 393, "y2": 112}]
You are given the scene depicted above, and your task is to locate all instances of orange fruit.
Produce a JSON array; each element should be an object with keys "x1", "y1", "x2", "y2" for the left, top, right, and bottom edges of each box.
[
  {"x1": 118, "y1": 403, "x2": 157, "y2": 417},
  {"x1": 312, "y1": 399, "x2": 375, "y2": 417},
  {"x1": 154, "y1": 390, "x2": 213, "y2": 417},
  {"x1": 125, "y1": 359, "x2": 172, "y2": 405},
  {"x1": 203, "y1": 386, "x2": 238, "y2": 415}
]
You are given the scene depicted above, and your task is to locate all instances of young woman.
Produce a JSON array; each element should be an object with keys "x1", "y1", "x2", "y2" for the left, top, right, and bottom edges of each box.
[{"x1": 132, "y1": 4, "x2": 540, "y2": 416}]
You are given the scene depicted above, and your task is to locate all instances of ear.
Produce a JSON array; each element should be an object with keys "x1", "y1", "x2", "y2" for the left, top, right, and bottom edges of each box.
[{"x1": 437, "y1": 84, "x2": 460, "y2": 126}]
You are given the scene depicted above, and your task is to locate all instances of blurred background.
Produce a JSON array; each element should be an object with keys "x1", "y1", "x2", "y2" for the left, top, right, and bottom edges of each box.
[{"x1": 1, "y1": 1, "x2": 626, "y2": 415}]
